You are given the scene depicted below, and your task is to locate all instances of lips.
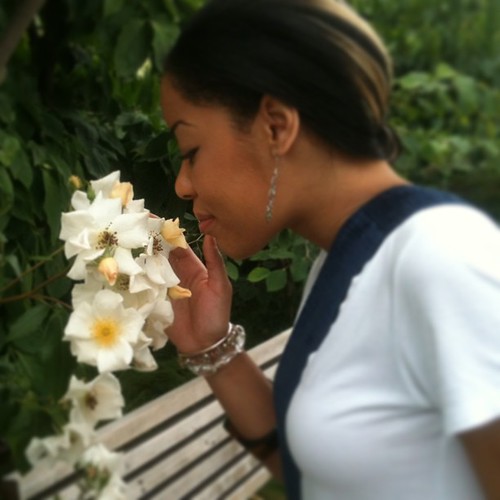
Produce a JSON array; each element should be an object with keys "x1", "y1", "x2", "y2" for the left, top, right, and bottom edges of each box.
[{"x1": 195, "y1": 213, "x2": 215, "y2": 234}]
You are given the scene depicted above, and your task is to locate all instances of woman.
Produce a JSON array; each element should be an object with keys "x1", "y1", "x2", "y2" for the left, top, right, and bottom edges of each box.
[{"x1": 161, "y1": 0, "x2": 500, "y2": 498}]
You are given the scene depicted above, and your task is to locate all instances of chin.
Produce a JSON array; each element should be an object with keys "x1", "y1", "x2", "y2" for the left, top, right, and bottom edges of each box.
[{"x1": 218, "y1": 238, "x2": 267, "y2": 261}]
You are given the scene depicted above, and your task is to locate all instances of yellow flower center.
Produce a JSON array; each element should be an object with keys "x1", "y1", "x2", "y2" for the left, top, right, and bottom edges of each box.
[{"x1": 92, "y1": 318, "x2": 120, "y2": 347}]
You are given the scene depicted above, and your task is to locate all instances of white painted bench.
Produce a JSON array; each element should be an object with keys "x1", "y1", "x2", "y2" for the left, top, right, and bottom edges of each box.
[{"x1": 2, "y1": 329, "x2": 291, "y2": 500}]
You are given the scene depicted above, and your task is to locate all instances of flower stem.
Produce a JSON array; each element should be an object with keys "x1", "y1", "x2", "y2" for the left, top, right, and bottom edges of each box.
[
  {"x1": 0, "y1": 245, "x2": 65, "y2": 294},
  {"x1": 0, "y1": 267, "x2": 70, "y2": 304}
]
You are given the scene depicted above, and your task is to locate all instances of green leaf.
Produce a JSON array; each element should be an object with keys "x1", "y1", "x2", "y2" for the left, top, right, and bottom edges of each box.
[
  {"x1": 38, "y1": 309, "x2": 74, "y2": 398},
  {"x1": 0, "y1": 167, "x2": 14, "y2": 216},
  {"x1": 143, "y1": 131, "x2": 169, "y2": 161},
  {"x1": 0, "y1": 93, "x2": 16, "y2": 124},
  {"x1": 5, "y1": 255, "x2": 22, "y2": 279},
  {"x1": 104, "y1": 0, "x2": 124, "y2": 16},
  {"x1": 434, "y1": 62, "x2": 457, "y2": 80},
  {"x1": 0, "y1": 134, "x2": 20, "y2": 166},
  {"x1": 225, "y1": 261, "x2": 239, "y2": 281},
  {"x1": 11, "y1": 188, "x2": 35, "y2": 225},
  {"x1": 162, "y1": 0, "x2": 181, "y2": 23},
  {"x1": 29, "y1": 141, "x2": 47, "y2": 167},
  {"x1": 42, "y1": 169, "x2": 64, "y2": 243},
  {"x1": 10, "y1": 148, "x2": 32, "y2": 188},
  {"x1": 251, "y1": 248, "x2": 294, "y2": 262},
  {"x1": 290, "y1": 258, "x2": 311, "y2": 283},
  {"x1": 151, "y1": 20, "x2": 180, "y2": 71},
  {"x1": 115, "y1": 111, "x2": 150, "y2": 138},
  {"x1": 114, "y1": 20, "x2": 150, "y2": 78},
  {"x1": 0, "y1": 134, "x2": 32, "y2": 188},
  {"x1": 266, "y1": 269, "x2": 287, "y2": 292},
  {"x1": 397, "y1": 71, "x2": 430, "y2": 90},
  {"x1": 40, "y1": 112, "x2": 67, "y2": 143},
  {"x1": 247, "y1": 266, "x2": 270, "y2": 283},
  {"x1": 8, "y1": 304, "x2": 51, "y2": 345}
]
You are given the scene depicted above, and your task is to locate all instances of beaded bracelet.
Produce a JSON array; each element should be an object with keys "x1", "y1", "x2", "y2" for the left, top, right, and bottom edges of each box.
[{"x1": 178, "y1": 323, "x2": 246, "y2": 377}]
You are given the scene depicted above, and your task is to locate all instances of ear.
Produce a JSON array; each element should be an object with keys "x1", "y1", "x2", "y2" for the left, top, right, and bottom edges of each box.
[{"x1": 258, "y1": 95, "x2": 300, "y2": 156}]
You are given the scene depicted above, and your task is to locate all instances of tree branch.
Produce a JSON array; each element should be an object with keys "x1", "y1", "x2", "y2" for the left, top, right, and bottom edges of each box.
[{"x1": 0, "y1": 0, "x2": 47, "y2": 84}]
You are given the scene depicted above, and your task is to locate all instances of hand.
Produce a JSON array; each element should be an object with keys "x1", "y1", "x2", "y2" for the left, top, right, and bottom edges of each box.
[{"x1": 166, "y1": 235, "x2": 233, "y2": 353}]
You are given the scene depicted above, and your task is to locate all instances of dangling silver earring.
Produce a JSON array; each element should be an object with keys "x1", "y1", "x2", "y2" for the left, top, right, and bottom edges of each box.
[{"x1": 265, "y1": 155, "x2": 280, "y2": 222}]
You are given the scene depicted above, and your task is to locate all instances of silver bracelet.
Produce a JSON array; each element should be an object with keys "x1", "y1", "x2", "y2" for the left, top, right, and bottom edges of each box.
[{"x1": 178, "y1": 323, "x2": 246, "y2": 377}]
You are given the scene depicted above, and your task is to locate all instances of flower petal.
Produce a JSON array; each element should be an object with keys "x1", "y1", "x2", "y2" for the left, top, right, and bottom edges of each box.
[
  {"x1": 110, "y1": 212, "x2": 149, "y2": 248},
  {"x1": 91, "y1": 171, "x2": 120, "y2": 198},
  {"x1": 114, "y1": 247, "x2": 143, "y2": 276},
  {"x1": 96, "y1": 340, "x2": 133, "y2": 372}
]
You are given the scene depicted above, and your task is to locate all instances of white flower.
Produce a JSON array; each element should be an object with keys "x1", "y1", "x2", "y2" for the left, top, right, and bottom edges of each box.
[
  {"x1": 26, "y1": 422, "x2": 94, "y2": 468},
  {"x1": 99, "y1": 474, "x2": 127, "y2": 500},
  {"x1": 132, "y1": 335, "x2": 158, "y2": 372},
  {"x1": 144, "y1": 217, "x2": 173, "y2": 259},
  {"x1": 128, "y1": 217, "x2": 180, "y2": 292},
  {"x1": 91, "y1": 170, "x2": 134, "y2": 208},
  {"x1": 71, "y1": 189, "x2": 91, "y2": 210},
  {"x1": 72, "y1": 276, "x2": 105, "y2": 308},
  {"x1": 134, "y1": 253, "x2": 179, "y2": 288},
  {"x1": 60, "y1": 192, "x2": 148, "y2": 281},
  {"x1": 124, "y1": 198, "x2": 146, "y2": 214},
  {"x1": 79, "y1": 444, "x2": 126, "y2": 500},
  {"x1": 62, "y1": 374, "x2": 124, "y2": 429},
  {"x1": 143, "y1": 298, "x2": 173, "y2": 350},
  {"x1": 80, "y1": 443, "x2": 123, "y2": 475},
  {"x1": 120, "y1": 286, "x2": 160, "y2": 316},
  {"x1": 64, "y1": 289, "x2": 144, "y2": 372},
  {"x1": 90, "y1": 171, "x2": 121, "y2": 199}
]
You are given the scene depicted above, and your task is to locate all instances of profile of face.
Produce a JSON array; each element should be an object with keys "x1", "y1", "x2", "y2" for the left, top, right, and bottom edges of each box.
[
  {"x1": 161, "y1": 0, "x2": 398, "y2": 257},
  {"x1": 160, "y1": 77, "x2": 281, "y2": 260}
]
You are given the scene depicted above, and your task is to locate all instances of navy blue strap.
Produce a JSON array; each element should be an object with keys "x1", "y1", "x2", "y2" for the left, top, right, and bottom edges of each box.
[{"x1": 273, "y1": 185, "x2": 461, "y2": 499}]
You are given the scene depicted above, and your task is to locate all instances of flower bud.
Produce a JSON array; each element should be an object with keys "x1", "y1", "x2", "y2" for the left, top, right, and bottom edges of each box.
[
  {"x1": 161, "y1": 218, "x2": 188, "y2": 249},
  {"x1": 98, "y1": 257, "x2": 119, "y2": 286},
  {"x1": 110, "y1": 182, "x2": 134, "y2": 207},
  {"x1": 69, "y1": 175, "x2": 83, "y2": 190},
  {"x1": 168, "y1": 285, "x2": 192, "y2": 300}
]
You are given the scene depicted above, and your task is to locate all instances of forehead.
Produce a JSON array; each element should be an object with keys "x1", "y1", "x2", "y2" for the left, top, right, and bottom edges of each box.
[
  {"x1": 161, "y1": 77, "x2": 226, "y2": 132},
  {"x1": 160, "y1": 77, "x2": 194, "y2": 127},
  {"x1": 160, "y1": 77, "x2": 252, "y2": 141}
]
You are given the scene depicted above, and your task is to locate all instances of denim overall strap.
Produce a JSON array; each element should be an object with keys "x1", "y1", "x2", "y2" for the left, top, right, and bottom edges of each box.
[{"x1": 273, "y1": 185, "x2": 462, "y2": 499}]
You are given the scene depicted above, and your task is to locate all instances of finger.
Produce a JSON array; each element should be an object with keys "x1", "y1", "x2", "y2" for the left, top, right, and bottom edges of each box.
[
  {"x1": 169, "y1": 245, "x2": 205, "y2": 280},
  {"x1": 203, "y1": 236, "x2": 230, "y2": 286}
]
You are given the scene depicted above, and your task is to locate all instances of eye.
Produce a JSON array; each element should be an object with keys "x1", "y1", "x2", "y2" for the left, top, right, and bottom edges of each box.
[{"x1": 180, "y1": 147, "x2": 199, "y2": 165}]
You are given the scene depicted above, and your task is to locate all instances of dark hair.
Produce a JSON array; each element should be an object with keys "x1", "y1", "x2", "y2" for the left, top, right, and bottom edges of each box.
[{"x1": 164, "y1": 0, "x2": 400, "y2": 161}]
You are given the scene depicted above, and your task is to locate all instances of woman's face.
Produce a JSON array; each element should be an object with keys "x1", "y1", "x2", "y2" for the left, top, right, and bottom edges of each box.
[{"x1": 160, "y1": 77, "x2": 278, "y2": 260}]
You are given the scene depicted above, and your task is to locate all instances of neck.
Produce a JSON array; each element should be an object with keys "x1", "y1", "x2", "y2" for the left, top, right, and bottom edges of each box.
[{"x1": 285, "y1": 156, "x2": 409, "y2": 251}]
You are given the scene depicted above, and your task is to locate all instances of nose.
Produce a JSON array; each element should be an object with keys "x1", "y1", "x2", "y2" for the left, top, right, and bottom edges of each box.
[{"x1": 175, "y1": 163, "x2": 195, "y2": 200}]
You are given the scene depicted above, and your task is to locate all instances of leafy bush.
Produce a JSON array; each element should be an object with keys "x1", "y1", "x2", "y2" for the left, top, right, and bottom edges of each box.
[{"x1": 0, "y1": 0, "x2": 201, "y2": 475}]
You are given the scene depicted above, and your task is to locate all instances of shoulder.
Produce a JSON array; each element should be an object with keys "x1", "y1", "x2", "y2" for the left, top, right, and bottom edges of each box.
[
  {"x1": 388, "y1": 204, "x2": 500, "y2": 434},
  {"x1": 389, "y1": 203, "x2": 500, "y2": 282}
]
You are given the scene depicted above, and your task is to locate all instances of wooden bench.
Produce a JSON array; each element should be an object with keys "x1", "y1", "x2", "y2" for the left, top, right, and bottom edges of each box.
[{"x1": 2, "y1": 329, "x2": 291, "y2": 500}]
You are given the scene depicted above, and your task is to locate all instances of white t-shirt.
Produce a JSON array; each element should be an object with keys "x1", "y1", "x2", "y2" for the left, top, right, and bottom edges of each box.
[{"x1": 286, "y1": 204, "x2": 500, "y2": 500}]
